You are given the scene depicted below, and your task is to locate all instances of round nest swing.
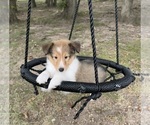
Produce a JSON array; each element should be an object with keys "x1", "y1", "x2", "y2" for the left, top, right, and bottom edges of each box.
[
  {"x1": 21, "y1": 56, "x2": 135, "y2": 93},
  {"x1": 20, "y1": 0, "x2": 135, "y2": 119}
]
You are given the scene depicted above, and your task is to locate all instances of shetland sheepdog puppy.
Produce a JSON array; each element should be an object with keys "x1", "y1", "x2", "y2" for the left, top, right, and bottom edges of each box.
[{"x1": 36, "y1": 39, "x2": 106, "y2": 91}]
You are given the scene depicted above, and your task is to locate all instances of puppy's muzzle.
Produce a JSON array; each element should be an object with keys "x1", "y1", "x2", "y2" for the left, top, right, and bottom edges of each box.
[{"x1": 59, "y1": 68, "x2": 64, "y2": 72}]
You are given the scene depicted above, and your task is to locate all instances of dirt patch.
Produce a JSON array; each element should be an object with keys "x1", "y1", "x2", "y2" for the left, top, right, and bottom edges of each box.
[{"x1": 10, "y1": 0, "x2": 141, "y2": 125}]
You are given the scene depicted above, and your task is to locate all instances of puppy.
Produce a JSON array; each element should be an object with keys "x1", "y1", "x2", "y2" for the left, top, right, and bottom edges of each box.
[{"x1": 36, "y1": 39, "x2": 106, "y2": 91}]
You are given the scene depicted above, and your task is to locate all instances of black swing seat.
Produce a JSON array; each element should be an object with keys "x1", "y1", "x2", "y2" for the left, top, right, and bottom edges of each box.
[{"x1": 20, "y1": 56, "x2": 135, "y2": 93}]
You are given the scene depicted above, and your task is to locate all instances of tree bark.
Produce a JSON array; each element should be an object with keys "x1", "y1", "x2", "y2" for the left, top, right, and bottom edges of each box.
[
  {"x1": 31, "y1": 0, "x2": 36, "y2": 8},
  {"x1": 45, "y1": 0, "x2": 57, "y2": 7},
  {"x1": 63, "y1": 0, "x2": 77, "y2": 19},
  {"x1": 53, "y1": 0, "x2": 57, "y2": 7},
  {"x1": 121, "y1": 0, "x2": 133, "y2": 23},
  {"x1": 45, "y1": 0, "x2": 50, "y2": 7},
  {"x1": 10, "y1": 0, "x2": 18, "y2": 23}
]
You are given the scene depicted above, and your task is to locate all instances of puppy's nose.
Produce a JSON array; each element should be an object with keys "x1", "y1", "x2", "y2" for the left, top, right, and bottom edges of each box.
[{"x1": 59, "y1": 68, "x2": 64, "y2": 72}]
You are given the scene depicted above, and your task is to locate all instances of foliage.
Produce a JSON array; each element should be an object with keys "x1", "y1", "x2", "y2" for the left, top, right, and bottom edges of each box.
[{"x1": 57, "y1": 0, "x2": 67, "y2": 9}]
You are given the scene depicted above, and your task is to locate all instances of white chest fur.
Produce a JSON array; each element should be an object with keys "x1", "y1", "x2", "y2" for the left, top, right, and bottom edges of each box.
[
  {"x1": 46, "y1": 57, "x2": 79, "y2": 80},
  {"x1": 44, "y1": 57, "x2": 80, "y2": 90}
]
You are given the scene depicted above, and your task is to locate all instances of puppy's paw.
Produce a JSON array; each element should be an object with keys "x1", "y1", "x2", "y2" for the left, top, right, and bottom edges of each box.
[
  {"x1": 36, "y1": 74, "x2": 48, "y2": 84},
  {"x1": 48, "y1": 78, "x2": 62, "y2": 90},
  {"x1": 41, "y1": 87, "x2": 51, "y2": 92},
  {"x1": 61, "y1": 91, "x2": 70, "y2": 95},
  {"x1": 36, "y1": 71, "x2": 49, "y2": 84}
]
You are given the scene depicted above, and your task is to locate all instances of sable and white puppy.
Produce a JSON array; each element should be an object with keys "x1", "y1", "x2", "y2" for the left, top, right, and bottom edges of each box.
[{"x1": 36, "y1": 39, "x2": 106, "y2": 91}]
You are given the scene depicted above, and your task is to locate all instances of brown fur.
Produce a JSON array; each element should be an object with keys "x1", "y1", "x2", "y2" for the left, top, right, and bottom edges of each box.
[
  {"x1": 42, "y1": 39, "x2": 80, "y2": 71},
  {"x1": 42, "y1": 39, "x2": 106, "y2": 83},
  {"x1": 76, "y1": 60, "x2": 106, "y2": 83}
]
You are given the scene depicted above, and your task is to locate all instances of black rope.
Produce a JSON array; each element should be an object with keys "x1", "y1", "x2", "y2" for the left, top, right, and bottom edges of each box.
[
  {"x1": 30, "y1": 68, "x2": 46, "y2": 74},
  {"x1": 71, "y1": 96, "x2": 89, "y2": 109},
  {"x1": 133, "y1": 72, "x2": 150, "y2": 81},
  {"x1": 72, "y1": 64, "x2": 122, "y2": 119},
  {"x1": 71, "y1": 0, "x2": 102, "y2": 119},
  {"x1": 69, "y1": 0, "x2": 81, "y2": 40},
  {"x1": 33, "y1": 85, "x2": 39, "y2": 95},
  {"x1": 25, "y1": 0, "x2": 39, "y2": 95},
  {"x1": 25, "y1": 0, "x2": 32, "y2": 68},
  {"x1": 73, "y1": 96, "x2": 92, "y2": 119},
  {"x1": 114, "y1": 0, "x2": 119, "y2": 64},
  {"x1": 88, "y1": 0, "x2": 99, "y2": 85},
  {"x1": 72, "y1": 92, "x2": 102, "y2": 119},
  {"x1": 133, "y1": 73, "x2": 150, "y2": 76}
]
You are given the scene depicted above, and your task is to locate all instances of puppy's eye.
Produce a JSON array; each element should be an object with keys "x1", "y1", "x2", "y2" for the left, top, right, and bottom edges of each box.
[
  {"x1": 65, "y1": 56, "x2": 69, "y2": 59},
  {"x1": 53, "y1": 56, "x2": 58, "y2": 59}
]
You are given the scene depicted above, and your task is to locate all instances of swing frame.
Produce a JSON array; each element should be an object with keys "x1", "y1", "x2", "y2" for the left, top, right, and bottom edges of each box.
[{"x1": 21, "y1": 56, "x2": 135, "y2": 93}]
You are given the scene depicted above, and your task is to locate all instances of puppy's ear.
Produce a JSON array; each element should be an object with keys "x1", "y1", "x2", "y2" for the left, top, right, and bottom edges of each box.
[
  {"x1": 42, "y1": 42, "x2": 54, "y2": 55},
  {"x1": 69, "y1": 42, "x2": 80, "y2": 54}
]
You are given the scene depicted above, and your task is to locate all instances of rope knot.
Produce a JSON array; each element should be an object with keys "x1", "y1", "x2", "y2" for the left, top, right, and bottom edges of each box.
[
  {"x1": 90, "y1": 92, "x2": 102, "y2": 100},
  {"x1": 72, "y1": 92, "x2": 102, "y2": 119}
]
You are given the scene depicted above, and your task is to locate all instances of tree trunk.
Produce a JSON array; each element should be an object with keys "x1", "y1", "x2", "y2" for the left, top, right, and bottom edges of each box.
[
  {"x1": 121, "y1": 0, "x2": 133, "y2": 23},
  {"x1": 13, "y1": 0, "x2": 17, "y2": 12},
  {"x1": 45, "y1": 0, "x2": 50, "y2": 7},
  {"x1": 63, "y1": 0, "x2": 77, "y2": 19},
  {"x1": 10, "y1": 0, "x2": 18, "y2": 23},
  {"x1": 31, "y1": 0, "x2": 36, "y2": 8},
  {"x1": 45, "y1": 0, "x2": 57, "y2": 7},
  {"x1": 53, "y1": 0, "x2": 57, "y2": 7}
]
